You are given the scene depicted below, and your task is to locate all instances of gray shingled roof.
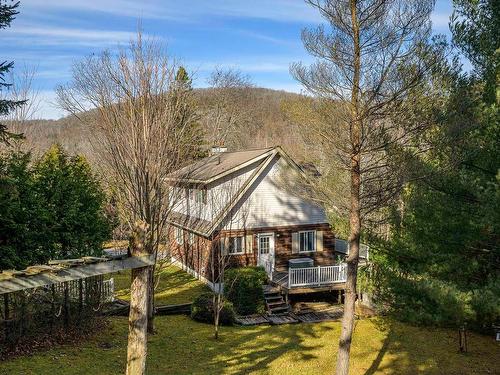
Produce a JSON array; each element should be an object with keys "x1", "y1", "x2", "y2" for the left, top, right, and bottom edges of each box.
[{"x1": 168, "y1": 147, "x2": 275, "y2": 183}]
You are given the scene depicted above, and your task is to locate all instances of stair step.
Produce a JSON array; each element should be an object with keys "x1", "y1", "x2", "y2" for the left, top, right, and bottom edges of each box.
[
  {"x1": 264, "y1": 295, "x2": 282, "y2": 301},
  {"x1": 268, "y1": 301, "x2": 286, "y2": 307},
  {"x1": 270, "y1": 306, "x2": 289, "y2": 313},
  {"x1": 263, "y1": 290, "x2": 280, "y2": 296}
]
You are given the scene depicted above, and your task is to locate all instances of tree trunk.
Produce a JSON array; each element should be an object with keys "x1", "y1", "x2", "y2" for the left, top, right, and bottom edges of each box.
[
  {"x1": 336, "y1": 1, "x2": 361, "y2": 374},
  {"x1": 126, "y1": 221, "x2": 150, "y2": 375},
  {"x1": 214, "y1": 293, "x2": 220, "y2": 340},
  {"x1": 336, "y1": 163, "x2": 361, "y2": 375}
]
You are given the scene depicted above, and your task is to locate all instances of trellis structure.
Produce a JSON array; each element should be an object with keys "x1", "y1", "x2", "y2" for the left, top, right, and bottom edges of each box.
[{"x1": 0, "y1": 254, "x2": 154, "y2": 355}]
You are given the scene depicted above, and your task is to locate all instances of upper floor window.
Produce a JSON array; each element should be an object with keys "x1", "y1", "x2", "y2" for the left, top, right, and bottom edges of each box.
[
  {"x1": 195, "y1": 188, "x2": 207, "y2": 205},
  {"x1": 299, "y1": 231, "x2": 316, "y2": 252},
  {"x1": 175, "y1": 227, "x2": 184, "y2": 245}
]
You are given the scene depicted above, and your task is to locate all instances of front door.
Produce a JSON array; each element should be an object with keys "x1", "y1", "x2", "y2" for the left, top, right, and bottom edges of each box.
[{"x1": 258, "y1": 233, "x2": 275, "y2": 275}]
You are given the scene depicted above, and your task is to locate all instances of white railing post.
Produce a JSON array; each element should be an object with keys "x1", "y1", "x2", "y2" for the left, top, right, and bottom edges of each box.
[{"x1": 317, "y1": 266, "x2": 320, "y2": 285}]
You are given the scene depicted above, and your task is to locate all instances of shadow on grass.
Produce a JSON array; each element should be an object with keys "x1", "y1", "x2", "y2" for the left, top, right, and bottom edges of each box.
[
  {"x1": 148, "y1": 316, "x2": 335, "y2": 375},
  {"x1": 112, "y1": 267, "x2": 210, "y2": 305}
]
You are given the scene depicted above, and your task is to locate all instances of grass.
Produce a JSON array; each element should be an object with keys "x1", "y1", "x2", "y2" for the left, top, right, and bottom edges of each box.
[
  {"x1": 111, "y1": 265, "x2": 210, "y2": 305},
  {"x1": 1, "y1": 265, "x2": 498, "y2": 375}
]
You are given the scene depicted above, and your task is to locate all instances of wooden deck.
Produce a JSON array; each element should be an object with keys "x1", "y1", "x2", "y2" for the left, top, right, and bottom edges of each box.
[{"x1": 270, "y1": 270, "x2": 346, "y2": 294}]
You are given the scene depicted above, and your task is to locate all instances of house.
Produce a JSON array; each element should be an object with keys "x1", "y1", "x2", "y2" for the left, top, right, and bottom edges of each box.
[{"x1": 167, "y1": 146, "x2": 349, "y2": 295}]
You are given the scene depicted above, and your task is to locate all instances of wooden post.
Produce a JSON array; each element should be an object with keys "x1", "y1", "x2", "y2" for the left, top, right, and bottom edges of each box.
[
  {"x1": 459, "y1": 325, "x2": 468, "y2": 353},
  {"x1": 126, "y1": 221, "x2": 150, "y2": 375},
  {"x1": 78, "y1": 279, "x2": 84, "y2": 322},
  {"x1": 63, "y1": 282, "x2": 70, "y2": 328}
]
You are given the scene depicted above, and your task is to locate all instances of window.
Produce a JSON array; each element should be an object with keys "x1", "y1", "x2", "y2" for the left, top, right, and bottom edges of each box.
[
  {"x1": 175, "y1": 227, "x2": 184, "y2": 245},
  {"x1": 188, "y1": 232, "x2": 195, "y2": 245},
  {"x1": 195, "y1": 188, "x2": 207, "y2": 204},
  {"x1": 259, "y1": 236, "x2": 270, "y2": 254},
  {"x1": 228, "y1": 236, "x2": 244, "y2": 254},
  {"x1": 299, "y1": 231, "x2": 316, "y2": 252}
]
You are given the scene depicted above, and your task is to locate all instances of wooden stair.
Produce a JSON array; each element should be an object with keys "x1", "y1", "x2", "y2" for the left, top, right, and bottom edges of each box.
[{"x1": 263, "y1": 285, "x2": 289, "y2": 315}]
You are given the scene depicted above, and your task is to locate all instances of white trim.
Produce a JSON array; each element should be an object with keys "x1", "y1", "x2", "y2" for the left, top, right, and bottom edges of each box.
[
  {"x1": 257, "y1": 232, "x2": 275, "y2": 274},
  {"x1": 188, "y1": 232, "x2": 195, "y2": 245},
  {"x1": 170, "y1": 256, "x2": 222, "y2": 292},
  {"x1": 227, "y1": 236, "x2": 244, "y2": 255},
  {"x1": 175, "y1": 227, "x2": 184, "y2": 245},
  {"x1": 298, "y1": 230, "x2": 316, "y2": 252}
]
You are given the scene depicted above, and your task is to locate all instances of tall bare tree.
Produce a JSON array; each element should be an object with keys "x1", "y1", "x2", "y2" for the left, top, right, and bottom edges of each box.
[
  {"x1": 202, "y1": 68, "x2": 254, "y2": 149},
  {"x1": 209, "y1": 174, "x2": 250, "y2": 339},
  {"x1": 291, "y1": 1, "x2": 440, "y2": 373},
  {"x1": 0, "y1": 65, "x2": 41, "y2": 149},
  {"x1": 57, "y1": 31, "x2": 198, "y2": 333}
]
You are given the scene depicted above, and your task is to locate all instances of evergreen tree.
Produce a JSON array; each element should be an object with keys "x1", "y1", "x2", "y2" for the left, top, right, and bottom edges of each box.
[
  {"x1": 173, "y1": 66, "x2": 206, "y2": 160},
  {"x1": 368, "y1": 0, "x2": 499, "y2": 331},
  {"x1": 0, "y1": 0, "x2": 25, "y2": 144},
  {"x1": 0, "y1": 145, "x2": 112, "y2": 270}
]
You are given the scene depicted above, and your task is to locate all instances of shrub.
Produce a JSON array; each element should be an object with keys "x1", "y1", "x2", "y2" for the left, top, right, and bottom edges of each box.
[
  {"x1": 190, "y1": 292, "x2": 235, "y2": 325},
  {"x1": 384, "y1": 277, "x2": 474, "y2": 327},
  {"x1": 470, "y1": 279, "x2": 500, "y2": 332},
  {"x1": 224, "y1": 267, "x2": 267, "y2": 315}
]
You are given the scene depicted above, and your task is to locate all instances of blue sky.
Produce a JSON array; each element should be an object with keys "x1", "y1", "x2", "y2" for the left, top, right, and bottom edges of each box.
[{"x1": 3, "y1": 0, "x2": 455, "y2": 119}]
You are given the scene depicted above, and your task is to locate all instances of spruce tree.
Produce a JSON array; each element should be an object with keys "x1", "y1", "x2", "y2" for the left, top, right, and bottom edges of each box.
[{"x1": 0, "y1": 0, "x2": 25, "y2": 144}]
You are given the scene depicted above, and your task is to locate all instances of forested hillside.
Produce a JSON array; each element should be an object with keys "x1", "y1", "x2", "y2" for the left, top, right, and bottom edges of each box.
[{"x1": 12, "y1": 87, "x2": 304, "y2": 161}]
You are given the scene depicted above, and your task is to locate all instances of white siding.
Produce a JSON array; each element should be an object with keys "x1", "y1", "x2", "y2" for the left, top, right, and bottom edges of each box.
[
  {"x1": 170, "y1": 168, "x2": 254, "y2": 224},
  {"x1": 222, "y1": 156, "x2": 328, "y2": 230},
  {"x1": 171, "y1": 154, "x2": 329, "y2": 232}
]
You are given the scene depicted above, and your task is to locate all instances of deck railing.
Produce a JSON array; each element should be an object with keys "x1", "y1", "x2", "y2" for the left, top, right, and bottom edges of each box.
[
  {"x1": 102, "y1": 278, "x2": 115, "y2": 303},
  {"x1": 263, "y1": 260, "x2": 274, "y2": 281},
  {"x1": 288, "y1": 264, "x2": 347, "y2": 288}
]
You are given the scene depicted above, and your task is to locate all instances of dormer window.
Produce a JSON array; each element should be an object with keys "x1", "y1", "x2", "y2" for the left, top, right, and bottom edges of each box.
[{"x1": 195, "y1": 188, "x2": 207, "y2": 205}]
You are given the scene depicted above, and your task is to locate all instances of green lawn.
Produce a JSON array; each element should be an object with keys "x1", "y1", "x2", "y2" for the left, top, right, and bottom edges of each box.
[
  {"x1": 111, "y1": 265, "x2": 210, "y2": 305},
  {"x1": 1, "y1": 266, "x2": 498, "y2": 375}
]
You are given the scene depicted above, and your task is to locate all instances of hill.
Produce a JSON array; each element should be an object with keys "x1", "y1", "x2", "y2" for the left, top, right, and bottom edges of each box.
[{"x1": 11, "y1": 87, "x2": 304, "y2": 161}]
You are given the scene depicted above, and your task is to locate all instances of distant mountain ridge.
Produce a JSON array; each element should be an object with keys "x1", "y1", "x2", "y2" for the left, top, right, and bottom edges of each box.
[{"x1": 13, "y1": 87, "x2": 303, "y2": 161}]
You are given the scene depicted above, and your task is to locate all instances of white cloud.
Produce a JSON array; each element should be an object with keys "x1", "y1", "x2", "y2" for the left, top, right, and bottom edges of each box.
[
  {"x1": 23, "y1": 0, "x2": 320, "y2": 23},
  {"x1": 3, "y1": 25, "x2": 141, "y2": 46},
  {"x1": 31, "y1": 90, "x2": 65, "y2": 120}
]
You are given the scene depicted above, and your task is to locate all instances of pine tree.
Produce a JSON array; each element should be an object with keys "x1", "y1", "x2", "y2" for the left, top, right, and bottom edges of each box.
[
  {"x1": 174, "y1": 66, "x2": 206, "y2": 159},
  {"x1": 0, "y1": 0, "x2": 25, "y2": 144}
]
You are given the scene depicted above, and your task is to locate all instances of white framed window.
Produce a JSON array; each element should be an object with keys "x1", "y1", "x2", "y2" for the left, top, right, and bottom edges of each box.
[
  {"x1": 188, "y1": 232, "x2": 195, "y2": 245},
  {"x1": 175, "y1": 227, "x2": 184, "y2": 245},
  {"x1": 228, "y1": 236, "x2": 244, "y2": 255},
  {"x1": 195, "y1": 188, "x2": 207, "y2": 205},
  {"x1": 299, "y1": 231, "x2": 316, "y2": 252}
]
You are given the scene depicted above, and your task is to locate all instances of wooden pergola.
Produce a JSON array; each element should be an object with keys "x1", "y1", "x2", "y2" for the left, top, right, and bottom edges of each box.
[{"x1": 0, "y1": 255, "x2": 154, "y2": 295}]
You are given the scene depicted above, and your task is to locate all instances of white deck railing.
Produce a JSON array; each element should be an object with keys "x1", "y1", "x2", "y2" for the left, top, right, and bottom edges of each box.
[
  {"x1": 102, "y1": 278, "x2": 115, "y2": 303},
  {"x1": 288, "y1": 264, "x2": 347, "y2": 288}
]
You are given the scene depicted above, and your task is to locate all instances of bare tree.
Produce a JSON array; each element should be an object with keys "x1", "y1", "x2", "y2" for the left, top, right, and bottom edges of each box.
[
  {"x1": 203, "y1": 68, "x2": 254, "y2": 149},
  {"x1": 57, "y1": 31, "x2": 198, "y2": 333},
  {"x1": 0, "y1": 65, "x2": 41, "y2": 149},
  {"x1": 208, "y1": 174, "x2": 250, "y2": 339},
  {"x1": 290, "y1": 1, "x2": 440, "y2": 374}
]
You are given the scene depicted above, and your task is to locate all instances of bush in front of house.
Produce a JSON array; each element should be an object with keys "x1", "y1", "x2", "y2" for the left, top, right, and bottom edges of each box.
[
  {"x1": 224, "y1": 267, "x2": 267, "y2": 315},
  {"x1": 190, "y1": 292, "x2": 235, "y2": 325}
]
